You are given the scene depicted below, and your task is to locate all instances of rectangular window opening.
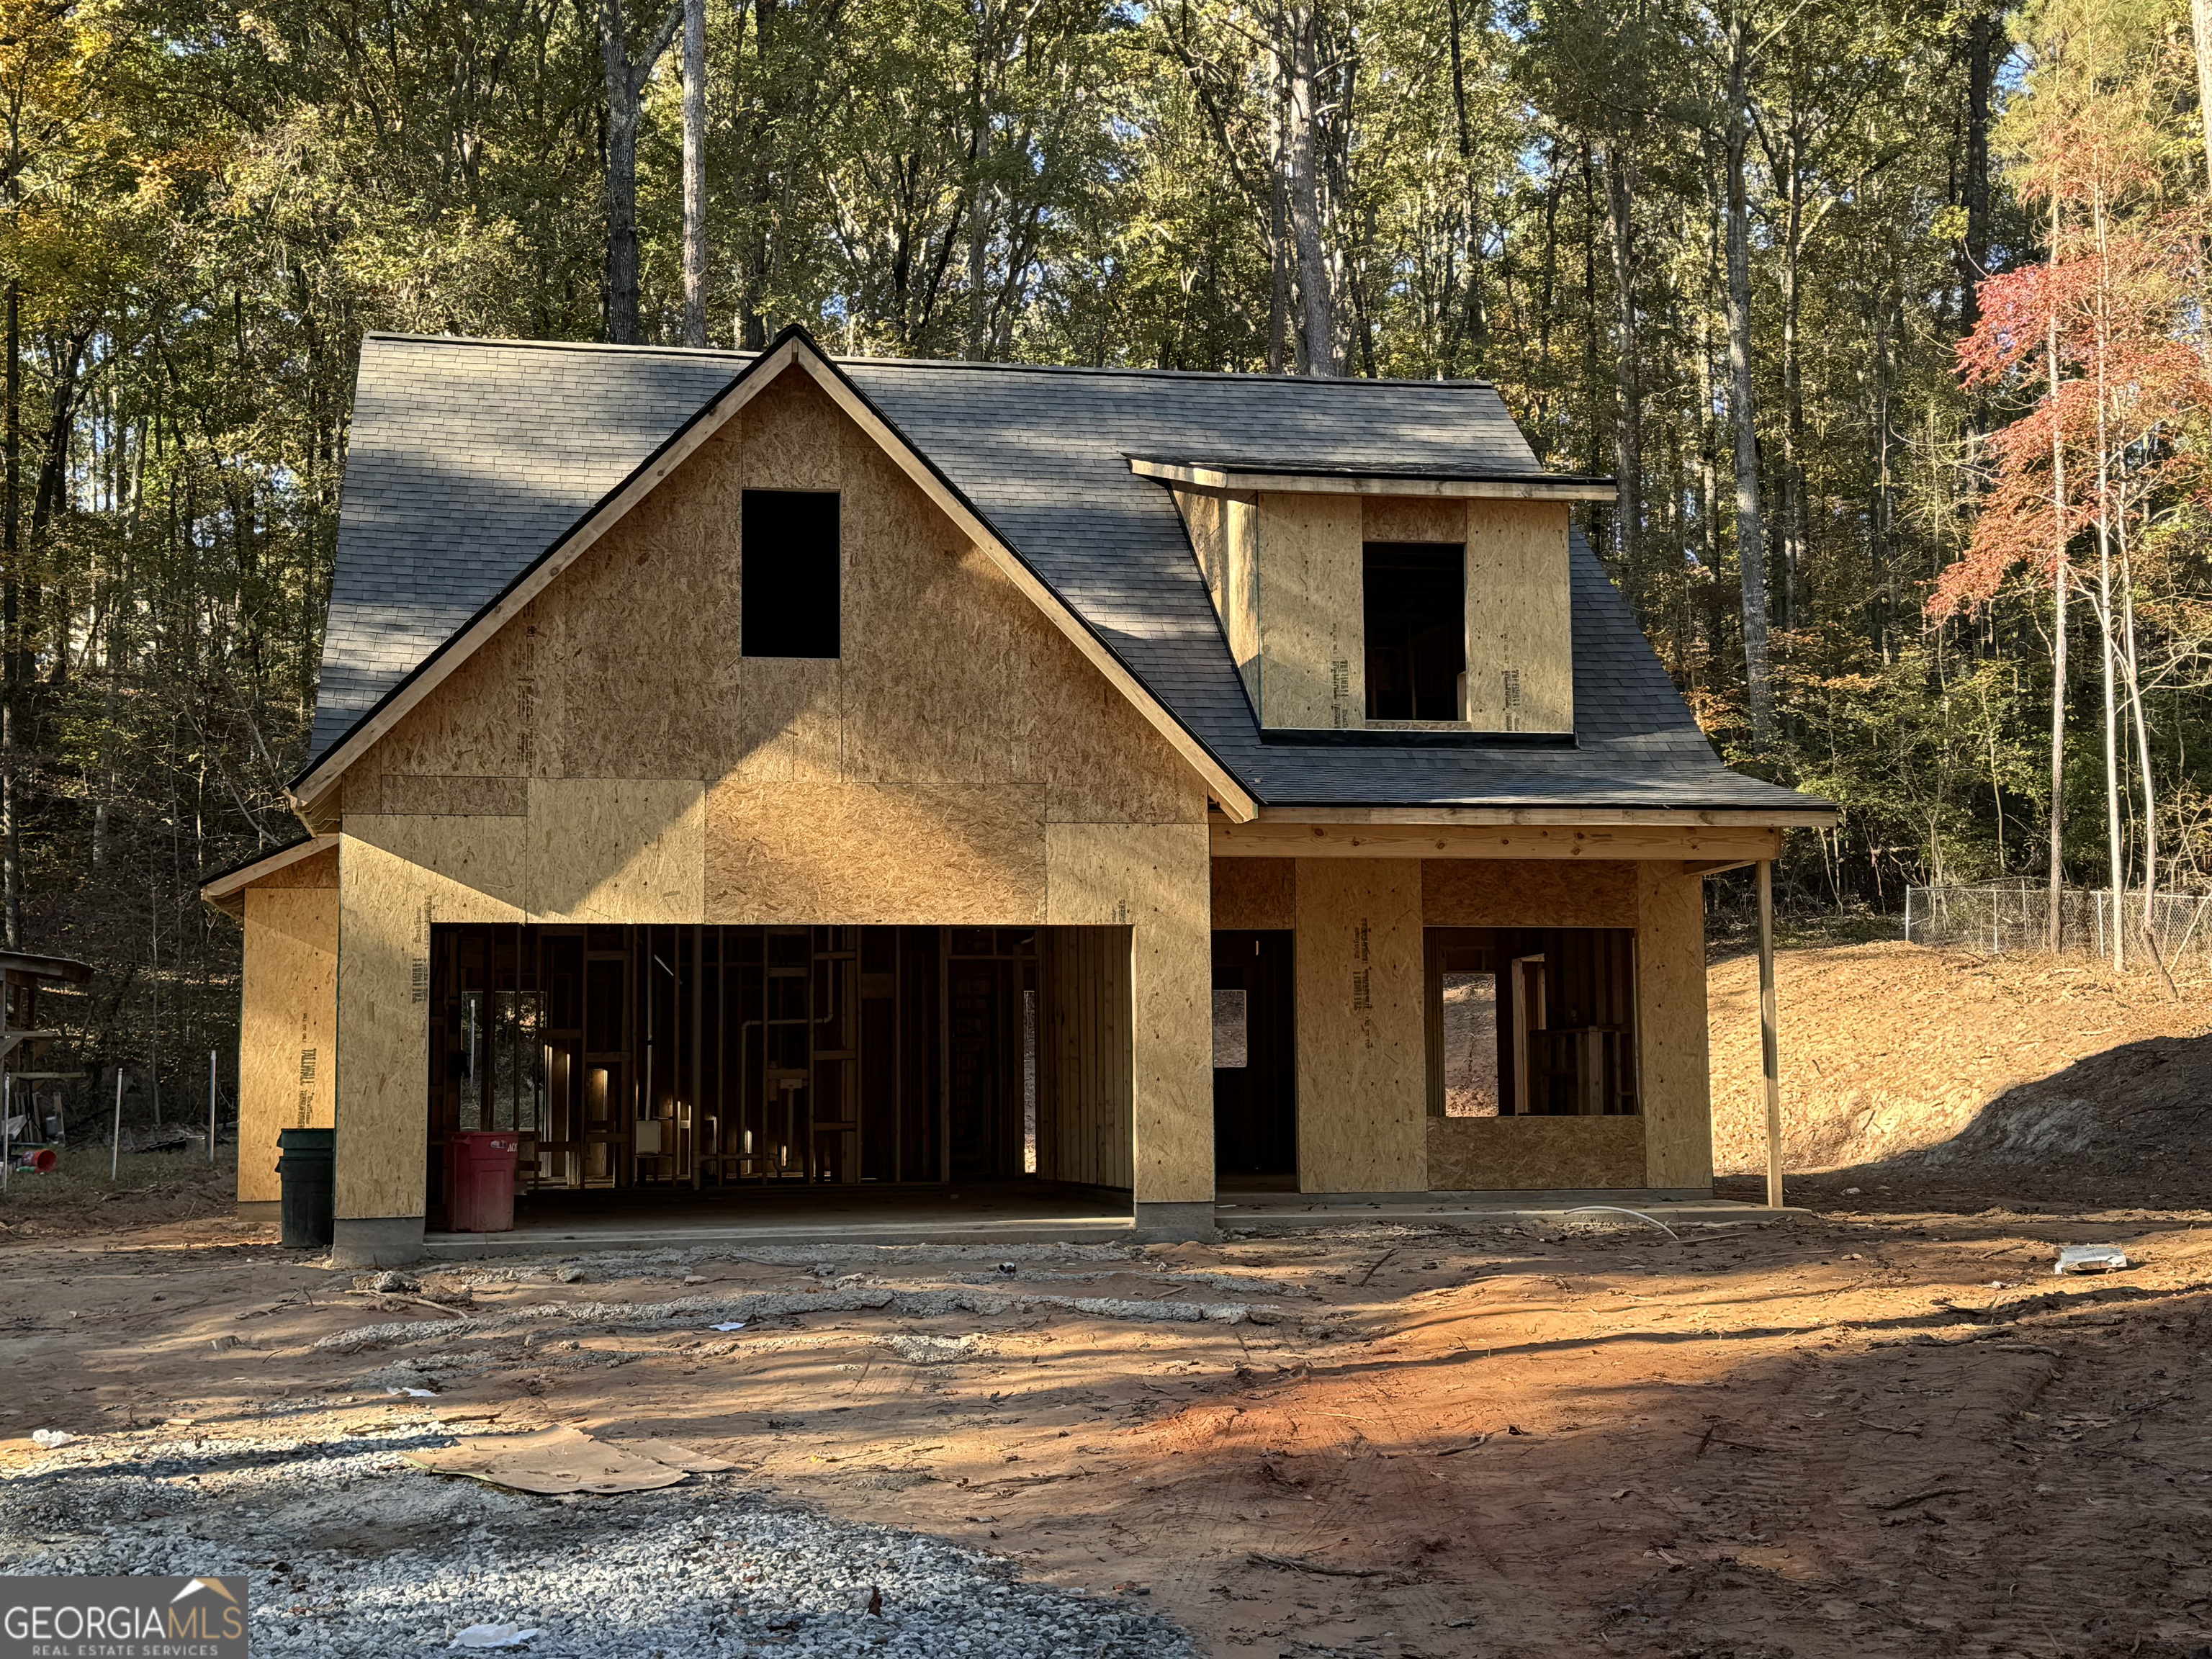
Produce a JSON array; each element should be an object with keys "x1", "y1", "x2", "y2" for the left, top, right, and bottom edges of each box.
[
  {"x1": 741, "y1": 489, "x2": 841, "y2": 658},
  {"x1": 1212, "y1": 988, "x2": 1249, "y2": 1069},
  {"x1": 1362, "y1": 543, "x2": 1465, "y2": 721}
]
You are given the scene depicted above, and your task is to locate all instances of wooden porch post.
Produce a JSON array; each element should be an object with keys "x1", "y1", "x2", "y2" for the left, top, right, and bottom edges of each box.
[{"x1": 1757, "y1": 858, "x2": 1783, "y2": 1209}]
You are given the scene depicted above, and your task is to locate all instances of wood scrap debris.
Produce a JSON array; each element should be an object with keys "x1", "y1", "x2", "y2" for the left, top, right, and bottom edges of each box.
[{"x1": 404, "y1": 1425, "x2": 727, "y2": 1495}]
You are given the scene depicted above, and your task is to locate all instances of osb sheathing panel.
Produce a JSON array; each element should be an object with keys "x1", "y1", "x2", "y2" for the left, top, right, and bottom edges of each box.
[
  {"x1": 1037, "y1": 927, "x2": 1134, "y2": 1190},
  {"x1": 1465, "y1": 499, "x2": 1573, "y2": 733},
  {"x1": 378, "y1": 775, "x2": 529, "y2": 818},
  {"x1": 1637, "y1": 862, "x2": 1713, "y2": 1190},
  {"x1": 1171, "y1": 487, "x2": 1262, "y2": 711},
  {"x1": 1293, "y1": 858, "x2": 1426, "y2": 1192},
  {"x1": 1423, "y1": 860, "x2": 1639, "y2": 928},
  {"x1": 373, "y1": 615, "x2": 535, "y2": 780},
  {"x1": 733, "y1": 658, "x2": 842, "y2": 783},
  {"x1": 1176, "y1": 487, "x2": 1231, "y2": 611},
  {"x1": 237, "y1": 887, "x2": 337, "y2": 1204},
  {"x1": 1426, "y1": 1116, "x2": 1646, "y2": 1190},
  {"x1": 707, "y1": 782, "x2": 1044, "y2": 925},
  {"x1": 336, "y1": 367, "x2": 1200, "y2": 925},
  {"x1": 1211, "y1": 858, "x2": 1295, "y2": 930},
  {"x1": 554, "y1": 421, "x2": 743, "y2": 782},
  {"x1": 1256, "y1": 491, "x2": 1363, "y2": 730},
  {"x1": 254, "y1": 847, "x2": 338, "y2": 889},
  {"x1": 346, "y1": 811, "x2": 527, "y2": 914},
  {"x1": 1363, "y1": 496, "x2": 1466, "y2": 545},
  {"x1": 336, "y1": 828, "x2": 523, "y2": 1220},
  {"x1": 1046, "y1": 824, "x2": 1210, "y2": 1203},
  {"x1": 1032, "y1": 657, "x2": 1208, "y2": 825},
  {"x1": 526, "y1": 778, "x2": 705, "y2": 925}
]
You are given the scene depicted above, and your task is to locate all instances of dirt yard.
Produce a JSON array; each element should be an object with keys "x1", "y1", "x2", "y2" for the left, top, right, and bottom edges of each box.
[
  {"x1": 8, "y1": 1205, "x2": 2212, "y2": 1657},
  {"x1": 6, "y1": 941, "x2": 2212, "y2": 1657}
]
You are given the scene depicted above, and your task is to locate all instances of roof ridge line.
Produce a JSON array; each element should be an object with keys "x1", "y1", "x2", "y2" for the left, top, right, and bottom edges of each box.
[{"x1": 357, "y1": 331, "x2": 1498, "y2": 389}]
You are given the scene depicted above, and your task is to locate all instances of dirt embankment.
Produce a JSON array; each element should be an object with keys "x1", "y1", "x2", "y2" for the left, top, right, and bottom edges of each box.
[{"x1": 1709, "y1": 942, "x2": 2212, "y2": 1202}]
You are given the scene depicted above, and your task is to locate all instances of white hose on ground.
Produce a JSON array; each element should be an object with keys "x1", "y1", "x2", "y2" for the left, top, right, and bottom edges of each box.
[{"x1": 1560, "y1": 1205, "x2": 1680, "y2": 1241}]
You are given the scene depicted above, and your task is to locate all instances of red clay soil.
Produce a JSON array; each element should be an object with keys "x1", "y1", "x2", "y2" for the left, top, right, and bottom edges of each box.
[
  {"x1": 1710, "y1": 941, "x2": 2212, "y2": 1208},
  {"x1": 6, "y1": 942, "x2": 2211, "y2": 1655}
]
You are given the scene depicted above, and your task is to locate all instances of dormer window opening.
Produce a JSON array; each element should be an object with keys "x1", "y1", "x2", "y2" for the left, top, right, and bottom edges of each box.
[{"x1": 1362, "y1": 543, "x2": 1465, "y2": 721}]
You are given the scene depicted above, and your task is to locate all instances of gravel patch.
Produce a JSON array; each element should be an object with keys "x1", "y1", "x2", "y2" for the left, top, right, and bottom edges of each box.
[{"x1": 0, "y1": 1421, "x2": 1197, "y2": 1658}]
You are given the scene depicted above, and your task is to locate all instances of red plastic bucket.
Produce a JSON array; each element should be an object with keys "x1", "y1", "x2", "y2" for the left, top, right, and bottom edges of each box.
[{"x1": 446, "y1": 1132, "x2": 520, "y2": 1232}]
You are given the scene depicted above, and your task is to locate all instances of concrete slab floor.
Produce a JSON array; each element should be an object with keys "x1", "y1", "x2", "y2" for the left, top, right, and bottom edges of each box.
[{"x1": 421, "y1": 1182, "x2": 1791, "y2": 1258}]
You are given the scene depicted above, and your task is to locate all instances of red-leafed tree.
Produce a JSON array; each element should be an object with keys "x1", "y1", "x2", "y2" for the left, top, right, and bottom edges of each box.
[{"x1": 1930, "y1": 21, "x2": 2210, "y2": 964}]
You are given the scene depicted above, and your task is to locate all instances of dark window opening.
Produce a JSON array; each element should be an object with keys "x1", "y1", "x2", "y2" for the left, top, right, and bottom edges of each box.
[
  {"x1": 741, "y1": 489, "x2": 840, "y2": 657},
  {"x1": 1363, "y1": 543, "x2": 1465, "y2": 721}
]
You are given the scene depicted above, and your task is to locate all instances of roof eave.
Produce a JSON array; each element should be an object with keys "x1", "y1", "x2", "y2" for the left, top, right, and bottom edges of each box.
[{"x1": 1130, "y1": 455, "x2": 1619, "y2": 502}]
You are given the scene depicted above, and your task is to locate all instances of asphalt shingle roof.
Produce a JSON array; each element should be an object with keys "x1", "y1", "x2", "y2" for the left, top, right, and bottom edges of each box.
[{"x1": 309, "y1": 333, "x2": 1820, "y2": 815}]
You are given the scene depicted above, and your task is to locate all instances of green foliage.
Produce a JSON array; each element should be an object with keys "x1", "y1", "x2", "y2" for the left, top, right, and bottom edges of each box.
[{"x1": 1, "y1": 0, "x2": 2208, "y2": 1124}]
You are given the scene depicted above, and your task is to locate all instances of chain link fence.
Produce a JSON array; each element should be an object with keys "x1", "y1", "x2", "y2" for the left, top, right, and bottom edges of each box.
[{"x1": 1904, "y1": 884, "x2": 2212, "y2": 967}]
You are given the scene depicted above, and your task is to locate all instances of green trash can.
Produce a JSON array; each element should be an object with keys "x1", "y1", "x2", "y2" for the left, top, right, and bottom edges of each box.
[{"x1": 276, "y1": 1127, "x2": 336, "y2": 1249}]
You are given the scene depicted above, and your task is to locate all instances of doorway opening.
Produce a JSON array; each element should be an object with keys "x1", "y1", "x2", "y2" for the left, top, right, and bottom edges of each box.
[{"x1": 1212, "y1": 929, "x2": 1295, "y2": 1179}]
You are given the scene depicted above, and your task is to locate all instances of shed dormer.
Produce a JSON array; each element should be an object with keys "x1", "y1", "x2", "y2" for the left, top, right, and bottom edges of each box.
[{"x1": 1140, "y1": 457, "x2": 1614, "y2": 737}]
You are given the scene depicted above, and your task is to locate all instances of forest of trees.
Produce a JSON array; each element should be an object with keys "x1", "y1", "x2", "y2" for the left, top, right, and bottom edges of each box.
[{"x1": 0, "y1": 0, "x2": 2204, "y2": 1109}]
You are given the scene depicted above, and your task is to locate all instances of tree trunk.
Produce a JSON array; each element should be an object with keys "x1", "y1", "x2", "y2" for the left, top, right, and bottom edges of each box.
[
  {"x1": 1960, "y1": 1, "x2": 1993, "y2": 331},
  {"x1": 1604, "y1": 145, "x2": 1642, "y2": 609},
  {"x1": 2, "y1": 282, "x2": 17, "y2": 950},
  {"x1": 1444, "y1": 0, "x2": 1488, "y2": 374},
  {"x1": 1723, "y1": 15, "x2": 1773, "y2": 749},
  {"x1": 1779, "y1": 122, "x2": 1806, "y2": 632},
  {"x1": 681, "y1": 0, "x2": 708, "y2": 347},
  {"x1": 599, "y1": 0, "x2": 684, "y2": 344},
  {"x1": 1267, "y1": 44, "x2": 1290, "y2": 374},
  {"x1": 2193, "y1": 0, "x2": 2212, "y2": 196},
  {"x1": 1284, "y1": 6, "x2": 1336, "y2": 376},
  {"x1": 2046, "y1": 199, "x2": 2069, "y2": 952}
]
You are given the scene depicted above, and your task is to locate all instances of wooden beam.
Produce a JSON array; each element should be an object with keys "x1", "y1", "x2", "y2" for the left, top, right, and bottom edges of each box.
[
  {"x1": 1681, "y1": 856, "x2": 1760, "y2": 876},
  {"x1": 1211, "y1": 819, "x2": 1782, "y2": 863},
  {"x1": 1758, "y1": 858, "x2": 1784, "y2": 1210},
  {"x1": 1130, "y1": 456, "x2": 1617, "y2": 502},
  {"x1": 1240, "y1": 804, "x2": 1837, "y2": 829}
]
